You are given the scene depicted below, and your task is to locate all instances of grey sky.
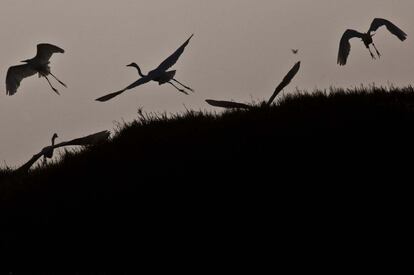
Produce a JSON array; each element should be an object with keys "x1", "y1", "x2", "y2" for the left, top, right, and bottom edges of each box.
[{"x1": 1, "y1": 0, "x2": 413, "y2": 166}]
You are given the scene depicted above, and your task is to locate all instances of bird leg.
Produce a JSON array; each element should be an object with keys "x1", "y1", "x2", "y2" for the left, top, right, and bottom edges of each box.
[
  {"x1": 168, "y1": 81, "x2": 189, "y2": 95},
  {"x1": 42, "y1": 75, "x2": 60, "y2": 95},
  {"x1": 172, "y1": 78, "x2": 194, "y2": 93},
  {"x1": 49, "y1": 72, "x2": 67, "y2": 87},
  {"x1": 368, "y1": 48, "x2": 376, "y2": 60},
  {"x1": 372, "y1": 43, "x2": 381, "y2": 58}
]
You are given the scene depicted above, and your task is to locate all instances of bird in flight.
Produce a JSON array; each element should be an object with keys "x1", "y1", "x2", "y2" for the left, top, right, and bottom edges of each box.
[
  {"x1": 338, "y1": 18, "x2": 407, "y2": 65},
  {"x1": 17, "y1": 130, "x2": 111, "y2": 173},
  {"x1": 206, "y1": 61, "x2": 301, "y2": 109},
  {"x1": 6, "y1": 43, "x2": 67, "y2": 96},
  {"x1": 96, "y1": 34, "x2": 194, "y2": 102},
  {"x1": 291, "y1": 49, "x2": 299, "y2": 55}
]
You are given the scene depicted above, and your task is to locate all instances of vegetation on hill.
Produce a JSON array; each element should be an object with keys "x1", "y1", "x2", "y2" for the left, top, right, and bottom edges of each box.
[{"x1": 1, "y1": 85, "x2": 414, "y2": 256}]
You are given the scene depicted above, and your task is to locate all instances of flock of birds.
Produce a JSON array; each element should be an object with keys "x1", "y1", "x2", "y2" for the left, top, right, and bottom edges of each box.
[{"x1": 4, "y1": 18, "x2": 408, "y2": 171}]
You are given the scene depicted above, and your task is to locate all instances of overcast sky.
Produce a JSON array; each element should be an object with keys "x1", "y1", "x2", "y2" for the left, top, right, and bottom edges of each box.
[{"x1": 1, "y1": 0, "x2": 413, "y2": 167}]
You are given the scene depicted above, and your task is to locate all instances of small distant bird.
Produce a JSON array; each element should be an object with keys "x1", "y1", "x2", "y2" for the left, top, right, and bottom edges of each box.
[
  {"x1": 291, "y1": 49, "x2": 299, "y2": 54},
  {"x1": 41, "y1": 133, "x2": 58, "y2": 164},
  {"x1": 6, "y1": 43, "x2": 67, "y2": 95},
  {"x1": 338, "y1": 18, "x2": 407, "y2": 65},
  {"x1": 96, "y1": 34, "x2": 194, "y2": 102}
]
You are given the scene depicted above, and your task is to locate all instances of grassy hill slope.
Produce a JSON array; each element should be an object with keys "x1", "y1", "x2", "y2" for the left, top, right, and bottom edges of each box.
[{"x1": 1, "y1": 85, "x2": 413, "y2": 257}]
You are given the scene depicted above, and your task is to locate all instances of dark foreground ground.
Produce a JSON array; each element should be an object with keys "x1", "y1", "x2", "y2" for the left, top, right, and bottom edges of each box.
[{"x1": 1, "y1": 86, "x2": 412, "y2": 262}]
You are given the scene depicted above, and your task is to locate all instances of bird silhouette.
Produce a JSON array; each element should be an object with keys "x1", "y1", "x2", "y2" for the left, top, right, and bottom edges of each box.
[
  {"x1": 6, "y1": 43, "x2": 67, "y2": 95},
  {"x1": 96, "y1": 34, "x2": 194, "y2": 102},
  {"x1": 291, "y1": 49, "x2": 299, "y2": 54},
  {"x1": 17, "y1": 130, "x2": 111, "y2": 173},
  {"x1": 41, "y1": 133, "x2": 58, "y2": 165},
  {"x1": 206, "y1": 61, "x2": 301, "y2": 109},
  {"x1": 338, "y1": 18, "x2": 407, "y2": 65}
]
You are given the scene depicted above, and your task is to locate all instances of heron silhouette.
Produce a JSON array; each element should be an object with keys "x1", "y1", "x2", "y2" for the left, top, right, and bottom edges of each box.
[
  {"x1": 96, "y1": 34, "x2": 194, "y2": 102},
  {"x1": 206, "y1": 61, "x2": 301, "y2": 109},
  {"x1": 17, "y1": 130, "x2": 111, "y2": 173},
  {"x1": 41, "y1": 133, "x2": 58, "y2": 165},
  {"x1": 338, "y1": 18, "x2": 407, "y2": 65},
  {"x1": 6, "y1": 43, "x2": 67, "y2": 95}
]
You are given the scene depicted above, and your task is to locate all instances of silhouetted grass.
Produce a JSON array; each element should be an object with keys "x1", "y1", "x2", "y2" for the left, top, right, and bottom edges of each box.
[{"x1": 1, "y1": 85, "x2": 413, "y2": 259}]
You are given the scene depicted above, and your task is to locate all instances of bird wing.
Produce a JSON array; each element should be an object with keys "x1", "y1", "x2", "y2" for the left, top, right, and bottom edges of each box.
[
  {"x1": 155, "y1": 34, "x2": 194, "y2": 72},
  {"x1": 267, "y1": 61, "x2": 301, "y2": 105},
  {"x1": 205, "y1": 99, "x2": 252, "y2": 109},
  {"x1": 6, "y1": 64, "x2": 37, "y2": 95},
  {"x1": 337, "y1": 29, "x2": 364, "y2": 66},
  {"x1": 369, "y1": 18, "x2": 407, "y2": 41},
  {"x1": 35, "y1": 43, "x2": 65, "y2": 64},
  {"x1": 54, "y1": 131, "x2": 111, "y2": 148},
  {"x1": 95, "y1": 76, "x2": 152, "y2": 102},
  {"x1": 16, "y1": 131, "x2": 111, "y2": 174}
]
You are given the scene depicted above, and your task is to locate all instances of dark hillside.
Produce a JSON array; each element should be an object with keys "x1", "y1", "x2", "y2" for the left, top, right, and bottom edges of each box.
[{"x1": 1, "y1": 86, "x2": 413, "y2": 259}]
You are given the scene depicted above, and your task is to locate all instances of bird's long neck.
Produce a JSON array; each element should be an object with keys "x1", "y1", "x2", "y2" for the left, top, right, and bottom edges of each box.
[
  {"x1": 132, "y1": 64, "x2": 146, "y2": 77},
  {"x1": 52, "y1": 136, "x2": 57, "y2": 146}
]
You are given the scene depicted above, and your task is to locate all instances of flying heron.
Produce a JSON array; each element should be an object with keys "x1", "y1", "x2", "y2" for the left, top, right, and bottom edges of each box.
[
  {"x1": 338, "y1": 18, "x2": 407, "y2": 65},
  {"x1": 6, "y1": 43, "x2": 67, "y2": 95},
  {"x1": 96, "y1": 34, "x2": 194, "y2": 102},
  {"x1": 206, "y1": 61, "x2": 301, "y2": 109}
]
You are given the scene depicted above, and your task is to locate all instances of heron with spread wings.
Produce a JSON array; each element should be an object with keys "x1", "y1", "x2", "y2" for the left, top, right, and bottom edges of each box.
[
  {"x1": 16, "y1": 130, "x2": 111, "y2": 174},
  {"x1": 6, "y1": 43, "x2": 67, "y2": 95},
  {"x1": 205, "y1": 61, "x2": 301, "y2": 109},
  {"x1": 96, "y1": 34, "x2": 194, "y2": 102},
  {"x1": 338, "y1": 18, "x2": 407, "y2": 65}
]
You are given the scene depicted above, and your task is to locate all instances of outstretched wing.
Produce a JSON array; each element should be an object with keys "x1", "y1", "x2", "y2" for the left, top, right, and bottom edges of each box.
[
  {"x1": 155, "y1": 34, "x2": 194, "y2": 72},
  {"x1": 206, "y1": 99, "x2": 252, "y2": 110},
  {"x1": 16, "y1": 130, "x2": 111, "y2": 174},
  {"x1": 267, "y1": 61, "x2": 301, "y2": 105},
  {"x1": 35, "y1": 43, "x2": 65, "y2": 64},
  {"x1": 369, "y1": 18, "x2": 407, "y2": 41},
  {"x1": 337, "y1": 29, "x2": 364, "y2": 66},
  {"x1": 95, "y1": 76, "x2": 152, "y2": 102},
  {"x1": 6, "y1": 64, "x2": 37, "y2": 95},
  {"x1": 55, "y1": 130, "x2": 111, "y2": 148}
]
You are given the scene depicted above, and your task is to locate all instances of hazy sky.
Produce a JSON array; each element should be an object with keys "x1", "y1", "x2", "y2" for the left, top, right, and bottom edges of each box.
[{"x1": 1, "y1": 0, "x2": 413, "y2": 167}]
